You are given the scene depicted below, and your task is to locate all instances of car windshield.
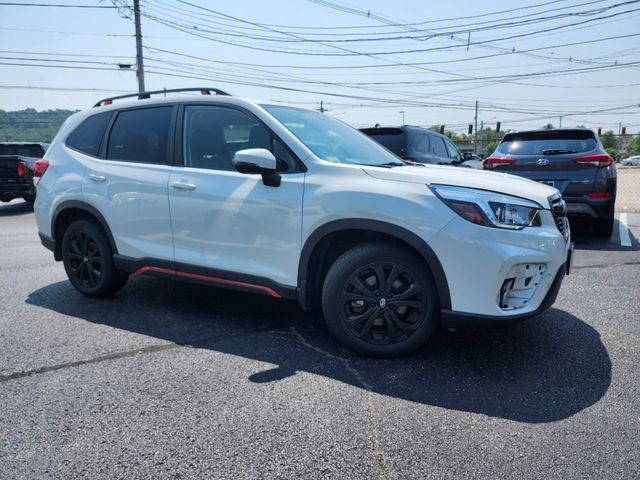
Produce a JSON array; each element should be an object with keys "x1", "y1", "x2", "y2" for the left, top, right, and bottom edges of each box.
[
  {"x1": 496, "y1": 131, "x2": 597, "y2": 155},
  {"x1": 261, "y1": 105, "x2": 404, "y2": 166}
]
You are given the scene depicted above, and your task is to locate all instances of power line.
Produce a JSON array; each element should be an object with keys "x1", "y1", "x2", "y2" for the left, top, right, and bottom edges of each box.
[{"x1": 0, "y1": 2, "x2": 116, "y2": 7}]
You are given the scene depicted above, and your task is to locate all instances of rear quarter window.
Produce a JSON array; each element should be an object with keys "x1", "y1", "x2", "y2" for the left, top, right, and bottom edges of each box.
[{"x1": 66, "y1": 112, "x2": 112, "y2": 157}]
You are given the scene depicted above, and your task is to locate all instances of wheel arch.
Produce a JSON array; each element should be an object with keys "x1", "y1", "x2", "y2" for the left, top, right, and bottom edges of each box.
[
  {"x1": 297, "y1": 219, "x2": 451, "y2": 311},
  {"x1": 51, "y1": 200, "x2": 117, "y2": 261}
]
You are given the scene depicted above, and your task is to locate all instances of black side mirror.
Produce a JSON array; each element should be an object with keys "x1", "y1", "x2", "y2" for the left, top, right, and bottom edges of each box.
[{"x1": 233, "y1": 148, "x2": 281, "y2": 187}]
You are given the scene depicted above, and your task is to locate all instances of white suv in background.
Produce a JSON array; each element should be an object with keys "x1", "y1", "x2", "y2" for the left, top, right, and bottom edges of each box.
[{"x1": 34, "y1": 88, "x2": 573, "y2": 357}]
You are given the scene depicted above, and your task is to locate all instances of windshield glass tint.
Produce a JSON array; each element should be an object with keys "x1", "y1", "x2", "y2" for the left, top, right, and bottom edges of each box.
[
  {"x1": 497, "y1": 132, "x2": 597, "y2": 155},
  {"x1": 262, "y1": 105, "x2": 402, "y2": 166}
]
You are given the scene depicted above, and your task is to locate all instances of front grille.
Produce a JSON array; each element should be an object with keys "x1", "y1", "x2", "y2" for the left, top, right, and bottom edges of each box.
[{"x1": 549, "y1": 194, "x2": 568, "y2": 237}]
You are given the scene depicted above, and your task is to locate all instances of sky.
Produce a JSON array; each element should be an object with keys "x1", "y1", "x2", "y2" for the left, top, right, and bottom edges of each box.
[{"x1": 1, "y1": 0, "x2": 639, "y2": 134}]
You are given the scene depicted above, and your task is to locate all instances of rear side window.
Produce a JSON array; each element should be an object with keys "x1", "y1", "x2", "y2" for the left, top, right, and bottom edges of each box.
[
  {"x1": 66, "y1": 112, "x2": 111, "y2": 157},
  {"x1": 497, "y1": 130, "x2": 597, "y2": 155},
  {"x1": 429, "y1": 135, "x2": 448, "y2": 158},
  {"x1": 0, "y1": 144, "x2": 45, "y2": 157},
  {"x1": 106, "y1": 107, "x2": 172, "y2": 163},
  {"x1": 361, "y1": 128, "x2": 406, "y2": 156},
  {"x1": 412, "y1": 135, "x2": 429, "y2": 154}
]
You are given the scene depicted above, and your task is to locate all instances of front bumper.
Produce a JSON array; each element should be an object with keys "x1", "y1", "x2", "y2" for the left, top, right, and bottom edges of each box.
[
  {"x1": 441, "y1": 258, "x2": 568, "y2": 328},
  {"x1": 429, "y1": 212, "x2": 571, "y2": 324}
]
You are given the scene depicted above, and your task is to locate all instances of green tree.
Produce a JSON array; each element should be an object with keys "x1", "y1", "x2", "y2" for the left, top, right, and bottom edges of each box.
[
  {"x1": 625, "y1": 135, "x2": 640, "y2": 155},
  {"x1": 600, "y1": 129, "x2": 618, "y2": 149},
  {"x1": 605, "y1": 147, "x2": 620, "y2": 162},
  {"x1": 0, "y1": 109, "x2": 76, "y2": 142}
]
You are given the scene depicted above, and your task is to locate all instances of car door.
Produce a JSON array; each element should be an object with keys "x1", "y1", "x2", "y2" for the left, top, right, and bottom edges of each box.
[
  {"x1": 81, "y1": 105, "x2": 175, "y2": 261},
  {"x1": 168, "y1": 104, "x2": 305, "y2": 287}
]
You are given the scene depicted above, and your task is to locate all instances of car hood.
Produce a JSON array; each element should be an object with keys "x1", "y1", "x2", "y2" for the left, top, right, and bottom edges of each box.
[{"x1": 361, "y1": 164, "x2": 559, "y2": 208}]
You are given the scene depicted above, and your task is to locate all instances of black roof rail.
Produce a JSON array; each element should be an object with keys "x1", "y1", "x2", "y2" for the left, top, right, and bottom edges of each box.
[{"x1": 93, "y1": 87, "x2": 231, "y2": 108}]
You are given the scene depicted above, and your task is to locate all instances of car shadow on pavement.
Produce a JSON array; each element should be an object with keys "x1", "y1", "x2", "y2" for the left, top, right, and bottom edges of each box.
[
  {"x1": 570, "y1": 216, "x2": 638, "y2": 250},
  {"x1": 0, "y1": 200, "x2": 33, "y2": 217},
  {"x1": 26, "y1": 276, "x2": 611, "y2": 424}
]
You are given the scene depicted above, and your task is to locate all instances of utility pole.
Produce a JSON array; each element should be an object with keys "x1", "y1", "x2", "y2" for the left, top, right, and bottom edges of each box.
[
  {"x1": 318, "y1": 100, "x2": 325, "y2": 113},
  {"x1": 559, "y1": 116, "x2": 562, "y2": 128},
  {"x1": 474, "y1": 100, "x2": 478, "y2": 154},
  {"x1": 133, "y1": 0, "x2": 146, "y2": 94},
  {"x1": 399, "y1": 110, "x2": 405, "y2": 125}
]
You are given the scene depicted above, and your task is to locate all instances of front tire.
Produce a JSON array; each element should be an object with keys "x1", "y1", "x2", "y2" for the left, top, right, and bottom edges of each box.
[
  {"x1": 322, "y1": 243, "x2": 439, "y2": 358},
  {"x1": 61, "y1": 219, "x2": 128, "y2": 298}
]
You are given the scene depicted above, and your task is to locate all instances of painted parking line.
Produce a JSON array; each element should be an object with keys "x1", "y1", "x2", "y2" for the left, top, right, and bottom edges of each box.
[{"x1": 618, "y1": 213, "x2": 632, "y2": 247}]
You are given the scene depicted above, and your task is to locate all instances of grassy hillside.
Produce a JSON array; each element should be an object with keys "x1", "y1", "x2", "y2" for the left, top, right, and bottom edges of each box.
[{"x1": 0, "y1": 109, "x2": 78, "y2": 143}]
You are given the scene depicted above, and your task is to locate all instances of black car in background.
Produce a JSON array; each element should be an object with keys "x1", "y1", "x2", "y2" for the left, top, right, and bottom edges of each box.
[
  {"x1": 361, "y1": 125, "x2": 463, "y2": 165},
  {"x1": 0, "y1": 142, "x2": 49, "y2": 205},
  {"x1": 484, "y1": 129, "x2": 616, "y2": 237}
]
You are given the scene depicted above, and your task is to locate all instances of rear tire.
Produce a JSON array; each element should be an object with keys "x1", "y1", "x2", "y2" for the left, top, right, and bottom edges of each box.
[
  {"x1": 594, "y1": 216, "x2": 614, "y2": 238},
  {"x1": 61, "y1": 219, "x2": 128, "y2": 298},
  {"x1": 322, "y1": 243, "x2": 439, "y2": 358}
]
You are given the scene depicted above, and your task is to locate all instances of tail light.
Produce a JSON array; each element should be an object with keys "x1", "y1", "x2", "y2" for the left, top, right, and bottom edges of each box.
[
  {"x1": 33, "y1": 159, "x2": 49, "y2": 185},
  {"x1": 17, "y1": 161, "x2": 27, "y2": 177},
  {"x1": 588, "y1": 192, "x2": 611, "y2": 199},
  {"x1": 483, "y1": 156, "x2": 515, "y2": 169},
  {"x1": 572, "y1": 154, "x2": 613, "y2": 167}
]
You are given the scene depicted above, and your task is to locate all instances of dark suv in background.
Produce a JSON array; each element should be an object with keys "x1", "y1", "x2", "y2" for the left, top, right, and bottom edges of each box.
[
  {"x1": 360, "y1": 125, "x2": 463, "y2": 165},
  {"x1": 484, "y1": 129, "x2": 616, "y2": 237}
]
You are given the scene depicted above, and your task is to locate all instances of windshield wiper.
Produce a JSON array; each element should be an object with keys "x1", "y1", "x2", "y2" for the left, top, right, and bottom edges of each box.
[
  {"x1": 358, "y1": 161, "x2": 406, "y2": 167},
  {"x1": 541, "y1": 149, "x2": 578, "y2": 155}
]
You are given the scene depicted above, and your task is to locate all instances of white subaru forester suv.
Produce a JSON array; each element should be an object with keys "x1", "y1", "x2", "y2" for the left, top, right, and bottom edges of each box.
[{"x1": 34, "y1": 88, "x2": 572, "y2": 357}]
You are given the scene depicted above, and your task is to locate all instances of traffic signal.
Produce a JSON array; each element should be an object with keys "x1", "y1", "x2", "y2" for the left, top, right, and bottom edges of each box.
[
  {"x1": 440, "y1": 125, "x2": 445, "y2": 134},
  {"x1": 468, "y1": 124, "x2": 473, "y2": 134},
  {"x1": 597, "y1": 127, "x2": 602, "y2": 136},
  {"x1": 622, "y1": 127, "x2": 627, "y2": 135},
  {"x1": 496, "y1": 122, "x2": 501, "y2": 132}
]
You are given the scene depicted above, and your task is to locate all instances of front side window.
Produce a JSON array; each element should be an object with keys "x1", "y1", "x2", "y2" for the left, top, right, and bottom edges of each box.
[
  {"x1": 106, "y1": 107, "x2": 172, "y2": 163},
  {"x1": 430, "y1": 136, "x2": 448, "y2": 158},
  {"x1": 263, "y1": 105, "x2": 403, "y2": 166},
  {"x1": 183, "y1": 106, "x2": 297, "y2": 172},
  {"x1": 66, "y1": 112, "x2": 112, "y2": 157},
  {"x1": 443, "y1": 137, "x2": 461, "y2": 160}
]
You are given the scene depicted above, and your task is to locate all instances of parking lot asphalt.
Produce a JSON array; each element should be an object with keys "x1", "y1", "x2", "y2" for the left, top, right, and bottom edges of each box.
[{"x1": 1, "y1": 200, "x2": 638, "y2": 480}]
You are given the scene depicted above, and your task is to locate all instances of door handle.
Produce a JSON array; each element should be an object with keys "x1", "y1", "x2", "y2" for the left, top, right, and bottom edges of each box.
[
  {"x1": 170, "y1": 181, "x2": 197, "y2": 191},
  {"x1": 89, "y1": 173, "x2": 106, "y2": 183}
]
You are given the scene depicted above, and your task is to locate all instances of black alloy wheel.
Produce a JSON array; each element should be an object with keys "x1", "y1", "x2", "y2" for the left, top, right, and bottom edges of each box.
[
  {"x1": 342, "y1": 262, "x2": 426, "y2": 345},
  {"x1": 61, "y1": 219, "x2": 128, "y2": 297},
  {"x1": 67, "y1": 231, "x2": 104, "y2": 289},
  {"x1": 323, "y1": 243, "x2": 439, "y2": 357}
]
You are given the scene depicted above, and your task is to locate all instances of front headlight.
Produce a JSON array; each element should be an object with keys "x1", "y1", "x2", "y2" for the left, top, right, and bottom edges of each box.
[{"x1": 430, "y1": 184, "x2": 542, "y2": 230}]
